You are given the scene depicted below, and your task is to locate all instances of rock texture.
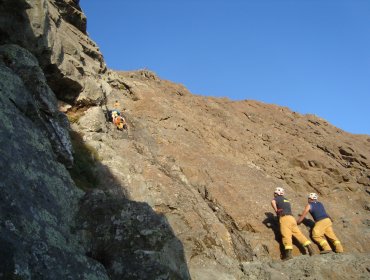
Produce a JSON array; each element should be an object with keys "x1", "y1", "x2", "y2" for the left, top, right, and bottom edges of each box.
[
  {"x1": 76, "y1": 70, "x2": 370, "y2": 278},
  {"x1": 0, "y1": 0, "x2": 107, "y2": 104},
  {"x1": 0, "y1": 0, "x2": 369, "y2": 279},
  {"x1": 0, "y1": 44, "x2": 108, "y2": 279}
]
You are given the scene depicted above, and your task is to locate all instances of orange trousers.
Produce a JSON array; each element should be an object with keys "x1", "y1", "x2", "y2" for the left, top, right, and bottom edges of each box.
[
  {"x1": 312, "y1": 218, "x2": 343, "y2": 253},
  {"x1": 280, "y1": 215, "x2": 311, "y2": 250}
]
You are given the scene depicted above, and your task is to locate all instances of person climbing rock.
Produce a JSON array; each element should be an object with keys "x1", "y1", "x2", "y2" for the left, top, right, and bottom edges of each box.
[
  {"x1": 297, "y1": 193, "x2": 343, "y2": 254},
  {"x1": 114, "y1": 115, "x2": 128, "y2": 130},
  {"x1": 271, "y1": 187, "x2": 314, "y2": 260},
  {"x1": 107, "y1": 100, "x2": 128, "y2": 130}
]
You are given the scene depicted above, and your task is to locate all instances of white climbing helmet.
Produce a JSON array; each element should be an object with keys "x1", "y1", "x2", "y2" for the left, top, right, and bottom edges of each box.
[
  {"x1": 274, "y1": 187, "x2": 285, "y2": 196},
  {"x1": 308, "y1": 193, "x2": 318, "y2": 200}
]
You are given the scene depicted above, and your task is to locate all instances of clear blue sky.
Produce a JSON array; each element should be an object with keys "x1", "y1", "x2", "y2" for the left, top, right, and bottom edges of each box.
[{"x1": 81, "y1": 0, "x2": 370, "y2": 135}]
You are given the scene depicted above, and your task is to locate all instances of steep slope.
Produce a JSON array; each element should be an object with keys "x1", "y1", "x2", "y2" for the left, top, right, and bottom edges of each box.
[
  {"x1": 0, "y1": 0, "x2": 369, "y2": 279},
  {"x1": 72, "y1": 70, "x2": 370, "y2": 278}
]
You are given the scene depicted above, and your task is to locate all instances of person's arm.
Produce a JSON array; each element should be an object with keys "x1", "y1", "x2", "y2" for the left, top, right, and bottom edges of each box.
[
  {"x1": 297, "y1": 204, "x2": 310, "y2": 225},
  {"x1": 271, "y1": 199, "x2": 278, "y2": 214}
]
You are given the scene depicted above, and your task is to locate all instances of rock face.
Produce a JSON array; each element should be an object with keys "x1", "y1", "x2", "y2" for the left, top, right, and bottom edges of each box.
[
  {"x1": 78, "y1": 70, "x2": 370, "y2": 278},
  {"x1": 0, "y1": 44, "x2": 108, "y2": 279},
  {"x1": 0, "y1": 0, "x2": 107, "y2": 105},
  {"x1": 0, "y1": 0, "x2": 369, "y2": 279}
]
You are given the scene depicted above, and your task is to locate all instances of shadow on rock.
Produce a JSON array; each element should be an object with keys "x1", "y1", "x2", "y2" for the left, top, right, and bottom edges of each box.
[
  {"x1": 263, "y1": 212, "x2": 284, "y2": 258},
  {"x1": 263, "y1": 212, "x2": 310, "y2": 258},
  {"x1": 77, "y1": 193, "x2": 190, "y2": 279},
  {"x1": 0, "y1": 2, "x2": 190, "y2": 277},
  {"x1": 72, "y1": 132, "x2": 190, "y2": 280},
  {"x1": 301, "y1": 217, "x2": 315, "y2": 230}
]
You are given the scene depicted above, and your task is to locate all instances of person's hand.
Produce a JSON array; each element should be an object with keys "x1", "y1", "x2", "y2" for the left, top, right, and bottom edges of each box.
[{"x1": 297, "y1": 214, "x2": 302, "y2": 224}]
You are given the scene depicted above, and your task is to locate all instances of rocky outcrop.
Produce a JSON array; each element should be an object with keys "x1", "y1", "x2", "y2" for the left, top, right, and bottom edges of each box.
[
  {"x1": 0, "y1": 1, "x2": 189, "y2": 279},
  {"x1": 0, "y1": 44, "x2": 108, "y2": 279},
  {"x1": 0, "y1": 0, "x2": 107, "y2": 105},
  {"x1": 0, "y1": 44, "x2": 73, "y2": 166},
  {"x1": 1, "y1": 0, "x2": 369, "y2": 279}
]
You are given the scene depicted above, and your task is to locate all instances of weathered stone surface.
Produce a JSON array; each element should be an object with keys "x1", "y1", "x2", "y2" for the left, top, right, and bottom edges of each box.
[
  {"x1": 0, "y1": 44, "x2": 73, "y2": 166},
  {"x1": 54, "y1": 0, "x2": 87, "y2": 33},
  {"x1": 0, "y1": 0, "x2": 106, "y2": 105},
  {"x1": 240, "y1": 253, "x2": 370, "y2": 280},
  {"x1": 77, "y1": 106, "x2": 107, "y2": 133},
  {"x1": 0, "y1": 45, "x2": 108, "y2": 279},
  {"x1": 358, "y1": 174, "x2": 370, "y2": 186},
  {"x1": 77, "y1": 190, "x2": 191, "y2": 280},
  {"x1": 76, "y1": 70, "x2": 369, "y2": 279},
  {"x1": 77, "y1": 76, "x2": 109, "y2": 106}
]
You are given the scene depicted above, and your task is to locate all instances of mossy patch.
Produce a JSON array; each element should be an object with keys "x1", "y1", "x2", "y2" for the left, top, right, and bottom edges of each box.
[{"x1": 66, "y1": 108, "x2": 87, "y2": 124}]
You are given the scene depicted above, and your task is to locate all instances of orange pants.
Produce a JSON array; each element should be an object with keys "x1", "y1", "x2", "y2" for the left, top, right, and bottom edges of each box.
[
  {"x1": 312, "y1": 218, "x2": 343, "y2": 253},
  {"x1": 280, "y1": 215, "x2": 311, "y2": 250}
]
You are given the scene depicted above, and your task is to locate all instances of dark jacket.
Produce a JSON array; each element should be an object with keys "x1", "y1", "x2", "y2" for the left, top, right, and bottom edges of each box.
[{"x1": 274, "y1": 196, "x2": 293, "y2": 216}]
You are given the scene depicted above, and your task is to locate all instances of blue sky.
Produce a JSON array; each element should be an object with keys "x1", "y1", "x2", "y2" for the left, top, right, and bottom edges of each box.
[{"x1": 80, "y1": 0, "x2": 370, "y2": 135}]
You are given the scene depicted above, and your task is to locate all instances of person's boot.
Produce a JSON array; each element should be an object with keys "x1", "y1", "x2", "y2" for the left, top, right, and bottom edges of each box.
[
  {"x1": 306, "y1": 244, "x2": 314, "y2": 256},
  {"x1": 320, "y1": 250, "x2": 332, "y2": 254},
  {"x1": 284, "y1": 249, "x2": 293, "y2": 260},
  {"x1": 334, "y1": 241, "x2": 344, "y2": 253}
]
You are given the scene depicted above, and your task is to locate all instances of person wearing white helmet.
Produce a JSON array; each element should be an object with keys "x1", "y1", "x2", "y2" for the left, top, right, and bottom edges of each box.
[
  {"x1": 271, "y1": 187, "x2": 314, "y2": 260},
  {"x1": 297, "y1": 193, "x2": 343, "y2": 254}
]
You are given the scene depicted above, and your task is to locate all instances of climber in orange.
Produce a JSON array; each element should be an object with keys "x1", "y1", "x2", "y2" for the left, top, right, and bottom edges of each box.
[
  {"x1": 108, "y1": 100, "x2": 128, "y2": 130},
  {"x1": 297, "y1": 193, "x2": 343, "y2": 254},
  {"x1": 113, "y1": 115, "x2": 127, "y2": 130},
  {"x1": 271, "y1": 187, "x2": 314, "y2": 260}
]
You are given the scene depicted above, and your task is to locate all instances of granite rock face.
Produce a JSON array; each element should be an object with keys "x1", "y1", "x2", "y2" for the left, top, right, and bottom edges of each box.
[
  {"x1": 0, "y1": 0, "x2": 106, "y2": 105},
  {"x1": 0, "y1": 44, "x2": 108, "y2": 279},
  {"x1": 78, "y1": 70, "x2": 370, "y2": 279},
  {"x1": 0, "y1": 0, "x2": 369, "y2": 279},
  {"x1": 77, "y1": 190, "x2": 190, "y2": 280},
  {"x1": 0, "y1": 44, "x2": 73, "y2": 166}
]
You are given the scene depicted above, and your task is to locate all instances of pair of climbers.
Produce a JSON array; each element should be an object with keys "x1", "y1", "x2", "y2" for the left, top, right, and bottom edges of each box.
[
  {"x1": 109, "y1": 100, "x2": 128, "y2": 130},
  {"x1": 271, "y1": 187, "x2": 343, "y2": 260}
]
